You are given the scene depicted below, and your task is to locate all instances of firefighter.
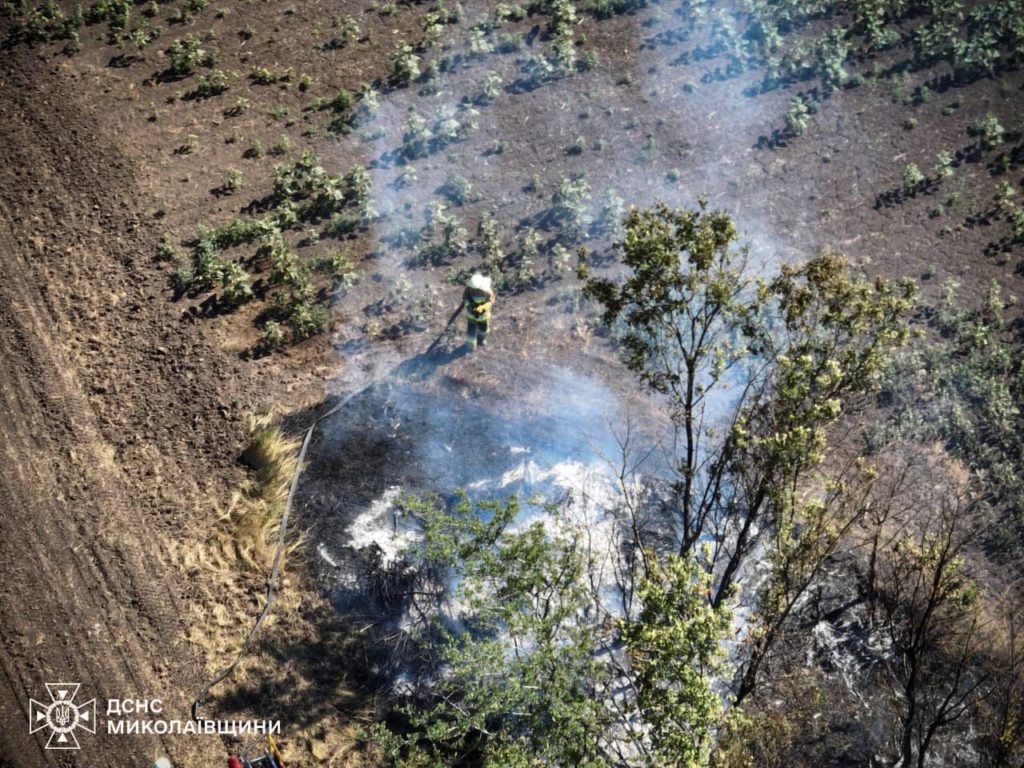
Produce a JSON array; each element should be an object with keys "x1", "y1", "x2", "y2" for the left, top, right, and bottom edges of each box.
[{"x1": 463, "y1": 273, "x2": 494, "y2": 350}]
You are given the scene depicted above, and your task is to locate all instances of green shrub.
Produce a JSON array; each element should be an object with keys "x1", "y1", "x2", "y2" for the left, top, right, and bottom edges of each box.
[
  {"x1": 475, "y1": 70, "x2": 502, "y2": 103},
  {"x1": 496, "y1": 31, "x2": 523, "y2": 52},
  {"x1": 330, "y1": 13, "x2": 360, "y2": 46},
  {"x1": 552, "y1": 35, "x2": 577, "y2": 70},
  {"x1": 171, "y1": 252, "x2": 195, "y2": 294},
  {"x1": 547, "y1": 242, "x2": 573, "y2": 276},
  {"x1": 315, "y1": 250, "x2": 359, "y2": 290},
  {"x1": 349, "y1": 85, "x2": 380, "y2": 126},
  {"x1": 932, "y1": 150, "x2": 955, "y2": 178},
  {"x1": 129, "y1": 24, "x2": 162, "y2": 51},
  {"x1": 243, "y1": 140, "x2": 263, "y2": 159},
  {"x1": 224, "y1": 96, "x2": 249, "y2": 117},
  {"x1": 84, "y1": 1, "x2": 113, "y2": 24},
  {"x1": 467, "y1": 26, "x2": 494, "y2": 56},
  {"x1": 266, "y1": 239, "x2": 305, "y2": 288},
  {"x1": 395, "y1": 165, "x2": 418, "y2": 188},
  {"x1": 209, "y1": 217, "x2": 273, "y2": 248},
  {"x1": 813, "y1": 28, "x2": 850, "y2": 93},
  {"x1": 390, "y1": 43, "x2": 421, "y2": 83},
  {"x1": 265, "y1": 133, "x2": 288, "y2": 154},
  {"x1": 578, "y1": 48, "x2": 599, "y2": 71},
  {"x1": 522, "y1": 53, "x2": 559, "y2": 85},
  {"x1": 13, "y1": 0, "x2": 81, "y2": 43},
  {"x1": 260, "y1": 320, "x2": 287, "y2": 350},
  {"x1": 344, "y1": 165, "x2": 373, "y2": 207},
  {"x1": 994, "y1": 180, "x2": 1017, "y2": 214},
  {"x1": 440, "y1": 172, "x2": 473, "y2": 206},
  {"x1": 596, "y1": 187, "x2": 626, "y2": 239},
  {"x1": 251, "y1": 66, "x2": 287, "y2": 85},
  {"x1": 219, "y1": 262, "x2": 253, "y2": 307},
  {"x1": 166, "y1": 35, "x2": 216, "y2": 77},
  {"x1": 192, "y1": 241, "x2": 227, "y2": 291},
  {"x1": 477, "y1": 213, "x2": 507, "y2": 280},
  {"x1": 969, "y1": 113, "x2": 1005, "y2": 150},
  {"x1": 328, "y1": 89, "x2": 354, "y2": 113},
  {"x1": 549, "y1": 176, "x2": 592, "y2": 241},
  {"x1": 1008, "y1": 206, "x2": 1024, "y2": 242},
  {"x1": 495, "y1": 2, "x2": 527, "y2": 22},
  {"x1": 194, "y1": 69, "x2": 229, "y2": 97},
  {"x1": 283, "y1": 295, "x2": 329, "y2": 340},
  {"x1": 902, "y1": 162, "x2": 925, "y2": 195},
  {"x1": 547, "y1": 0, "x2": 577, "y2": 35},
  {"x1": 567, "y1": 135, "x2": 587, "y2": 155},
  {"x1": 414, "y1": 203, "x2": 468, "y2": 265},
  {"x1": 784, "y1": 95, "x2": 812, "y2": 136},
  {"x1": 511, "y1": 226, "x2": 540, "y2": 286}
]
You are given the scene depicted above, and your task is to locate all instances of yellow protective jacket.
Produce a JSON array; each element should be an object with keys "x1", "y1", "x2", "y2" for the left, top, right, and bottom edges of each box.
[{"x1": 464, "y1": 286, "x2": 495, "y2": 321}]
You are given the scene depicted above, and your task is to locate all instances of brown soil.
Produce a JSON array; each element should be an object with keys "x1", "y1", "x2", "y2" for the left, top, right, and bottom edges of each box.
[
  {"x1": 1, "y1": 2, "x2": 1023, "y2": 766},
  {"x1": 0, "y1": 44, "x2": 321, "y2": 767}
]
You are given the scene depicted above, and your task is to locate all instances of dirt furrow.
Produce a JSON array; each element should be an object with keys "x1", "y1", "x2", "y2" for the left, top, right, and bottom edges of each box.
[{"x1": 0, "y1": 46, "x2": 256, "y2": 767}]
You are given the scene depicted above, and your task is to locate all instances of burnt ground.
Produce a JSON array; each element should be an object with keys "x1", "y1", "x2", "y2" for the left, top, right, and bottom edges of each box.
[{"x1": 1, "y1": 1, "x2": 1023, "y2": 766}]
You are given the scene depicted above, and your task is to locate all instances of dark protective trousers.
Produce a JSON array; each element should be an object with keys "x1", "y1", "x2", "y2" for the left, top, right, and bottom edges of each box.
[{"x1": 466, "y1": 316, "x2": 489, "y2": 347}]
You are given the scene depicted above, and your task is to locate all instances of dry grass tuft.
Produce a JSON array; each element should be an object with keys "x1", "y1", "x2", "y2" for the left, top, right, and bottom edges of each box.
[
  {"x1": 165, "y1": 413, "x2": 380, "y2": 765},
  {"x1": 167, "y1": 414, "x2": 302, "y2": 671}
]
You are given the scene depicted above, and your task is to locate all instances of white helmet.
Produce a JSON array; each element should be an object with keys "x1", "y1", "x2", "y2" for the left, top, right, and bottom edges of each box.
[{"x1": 468, "y1": 273, "x2": 492, "y2": 292}]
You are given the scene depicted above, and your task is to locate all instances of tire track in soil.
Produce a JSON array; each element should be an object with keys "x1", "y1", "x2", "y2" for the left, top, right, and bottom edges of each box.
[{"x1": 0, "y1": 47, "x2": 256, "y2": 767}]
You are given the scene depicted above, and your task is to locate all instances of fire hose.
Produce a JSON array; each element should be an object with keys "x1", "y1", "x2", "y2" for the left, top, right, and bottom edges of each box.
[
  {"x1": 189, "y1": 299, "x2": 463, "y2": 727},
  {"x1": 189, "y1": 381, "x2": 377, "y2": 724}
]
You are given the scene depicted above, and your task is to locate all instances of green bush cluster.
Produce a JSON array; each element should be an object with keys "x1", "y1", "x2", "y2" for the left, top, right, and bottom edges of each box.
[
  {"x1": 250, "y1": 66, "x2": 289, "y2": 85},
  {"x1": 784, "y1": 95, "x2": 813, "y2": 136},
  {"x1": 969, "y1": 113, "x2": 1006, "y2": 150},
  {"x1": 270, "y1": 150, "x2": 375, "y2": 224},
  {"x1": 5, "y1": 0, "x2": 83, "y2": 46},
  {"x1": 169, "y1": 0, "x2": 208, "y2": 24},
  {"x1": 4, "y1": 0, "x2": 154, "y2": 47},
  {"x1": 370, "y1": 493, "x2": 731, "y2": 768},
  {"x1": 411, "y1": 202, "x2": 469, "y2": 266},
  {"x1": 390, "y1": 43, "x2": 421, "y2": 83},
  {"x1": 174, "y1": 151, "x2": 370, "y2": 350},
  {"x1": 874, "y1": 282, "x2": 1024, "y2": 562}
]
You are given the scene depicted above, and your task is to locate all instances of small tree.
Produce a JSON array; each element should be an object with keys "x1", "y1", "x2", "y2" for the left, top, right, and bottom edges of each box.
[
  {"x1": 784, "y1": 95, "x2": 812, "y2": 136},
  {"x1": 374, "y1": 493, "x2": 730, "y2": 767},
  {"x1": 622, "y1": 551, "x2": 731, "y2": 768},
  {"x1": 373, "y1": 494, "x2": 614, "y2": 766},
  {"x1": 581, "y1": 200, "x2": 916, "y2": 702},
  {"x1": 878, "y1": 492, "x2": 989, "y2": 768}
]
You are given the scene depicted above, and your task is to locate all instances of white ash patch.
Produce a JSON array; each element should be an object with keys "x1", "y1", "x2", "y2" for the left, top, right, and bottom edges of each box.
[{"x1": 345, "y1": 485, "x2": 419, "y2": 565}]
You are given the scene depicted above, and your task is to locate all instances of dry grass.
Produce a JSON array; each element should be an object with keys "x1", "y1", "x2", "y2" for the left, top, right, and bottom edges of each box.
[
  {"x1": 165, "y1": 413, "x2": 380, "y2": 766},
  {"x1": 167, "y1": 413, "x2": 301, "y2": 667}
]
